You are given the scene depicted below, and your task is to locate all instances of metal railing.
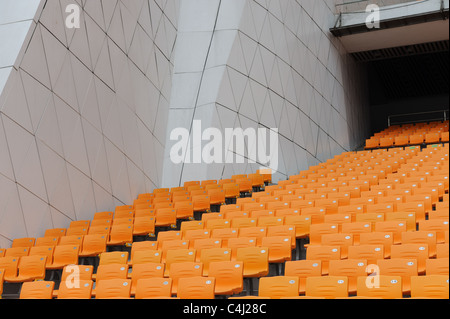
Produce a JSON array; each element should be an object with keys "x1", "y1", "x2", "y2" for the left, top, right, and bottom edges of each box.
[
  {"x1": 335, "y1": 0, "x2": 425, "y2": 14},
  {"x1": 388, "y1": 109, "x2": 449, "y2": 126}
]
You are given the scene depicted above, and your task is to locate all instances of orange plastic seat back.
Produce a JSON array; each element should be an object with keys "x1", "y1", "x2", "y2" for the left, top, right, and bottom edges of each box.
[
  {"x1": 58, "y1": 280, "x2": 93, "y2": 299},
  {"x1": 169, "y1": 262, "x2": 203, "y2": 295},
  {"x1": 177, "y1": 276, "x2": 215, "y2": 299},
  {"x1": 285, "y1": 260, "x2": 322, "y2": 294},
  {"x1": 20, "y1": 281, "x2": 55, "y2": 299},
  {"x1": 236, "y1": 247, "x2": 269, "y2": 278},
  {"x1": 135, "y1": 278, "x2": 173, "y2": 299},
  {"x1": 208, "y1": 261, "x2": 244, "y2": 295},
  {"x1": 357, "y1": 275, "x2": 403, "y2": 299},
  {"x1": 306, "y1": 246, "x2": 341, "y2": 275},
  {"x1": 305, "y1": 276, "x2": 348, "y2": 299},
  {"x1": 259, "y1": 276, "x2": 300, "y2": 299},
  {"x1": 95, "y1": 279, "x2": 132, "y2": 299},
  {"x1": 411, "y1": 275, "x2": 449, "y2": 299}
]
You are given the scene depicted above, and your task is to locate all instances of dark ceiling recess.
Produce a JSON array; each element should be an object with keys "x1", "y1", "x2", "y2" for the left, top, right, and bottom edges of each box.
[
  {"x1": 357, "y1": 40, "x2": 449, "y2": 101},
  {"x1": 351, "y1": 40, "x2": 449, "y2": 63}
]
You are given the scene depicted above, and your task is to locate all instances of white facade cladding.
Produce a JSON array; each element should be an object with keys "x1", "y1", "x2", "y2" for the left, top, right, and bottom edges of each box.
[
  {"x1": 0, "y1": 0, "x2": 370, "y2": 245},
  {"x1": 161, "y1": 0, "x2": 370, "y2": 187},
  {"x1": 0, "y1": 0, "x2": 179, "y2": 247}
]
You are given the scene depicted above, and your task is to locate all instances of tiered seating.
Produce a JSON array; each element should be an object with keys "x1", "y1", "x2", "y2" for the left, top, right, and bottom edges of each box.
[
  {"x1": 365, "y1": 120, "x2": 449, "y2": 150},
  {"x1": 1, "y1": 142, "x2": 448, "y2": 299}
]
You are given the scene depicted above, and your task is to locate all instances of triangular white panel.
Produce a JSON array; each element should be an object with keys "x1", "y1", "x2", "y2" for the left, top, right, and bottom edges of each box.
[
  {"x1": 39, "y1": 0, "x2": 67, "y2": 46},
  {"x1": 53, "y1": 52, "x2": 79, "y2": 112},
  {"x1": 278, "y1": 101, "x2": 292, "y2": 140},
  {"x1": 36, "y1": 139, "x2": 75, "y2": 220},
  {"x1": 20, "y1": 69, "x2": 51, "y2": 134},
  {"x1": 117, "y1": 97, "x2": 143, "y2": 168},
  {"x1": 249, "y1": 46, "x2": 268, "y2": 87},
  {"x1": 17, "y1": 185, "x2": 52, "y2": 238},
  {"x1": 66, "y1": 163, "x2": 97, "y2": 221},
  {"x1": 228, "y1": 68, "x2": 248, "y2": 111},
  {"x1": 103, "y1": 96, "x2": 125, "y2": 152},
  {"x1": 238, "y1": 80, "x2": 258, "y2": 121},
  {"x1": 226, "y1": 31, "x2": 247, "y2": 73},
  {"x1": 216, "y1": 67, "x2": 236, "y2": 111},
  {"x1": 239, "y1": 1, "x2": 258, "y2": 40},
  {"x1": 94, "y1": 37, "x2": 115, "y2": 90},
  {"x1": 68, "y1": 13, "x2": 92, "y2": 70},
  {"x1": 92, "y1": 180, "x2": 115, "y2": 215},
  {"x1": 40, "y1": 25, "x2": 68, "y2": 89},
  {"x1": 0, "y1": 115, "x2": 15, "y2": 181},
  {"x1": 1, "y1": 70, "x2": 33, "y2": 133},
  {"x1": 35, "y1": 94, "x2": 65, "y2": 157},
  {"x1": 49, "y1": 206, "x2": 72, "y2": 230},
  {"x1": 84, "y1": 0, "x2": 106, "y2": 32},
  {"x1": 126, "y1": 158, "x2": 146, "y2": 201},
  {"x1": 248, "y1": 79, "x2": 267, "y2": 122},
  {"x1": 120, "y1": 1, "x2": 138, "y2": 54},
  {"x1": 0, "y1": 174, "x2": 27, "y2": 240},
  {"x1": 102, "y1": 0, "x2": 119, "y2": 31},
  {"x1": 268, "y1": 58, "x2": 284, "y2": 97},
  {"x1": 107, "y1": 2, "x2": 127, "y2": 52},
  {"x1": 79, "y1": 76, "x2": 102, "y2": 131},
  {"x1": 54, "y1": 95, "x2": 90, "y2": 176},
  {"x1": 259, "y1": 91, "x2": 277, "y2": 129},
  {"x1": 238, "y1": 33, "x2": 257, "y2": 76}
]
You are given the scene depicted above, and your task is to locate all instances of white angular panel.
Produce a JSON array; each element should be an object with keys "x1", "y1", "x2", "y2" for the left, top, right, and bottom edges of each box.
[
  {"x1": 206, "y1": 30, "x2": 238, "y2": 69},
  {"x1": 82, "y1": 118, "x2": 111, "y2": 193},
  {"x1": 178, "y1": 0, "x2": 220, "y2": 32},
  {"x1": 20, "y1": 70, "x2": 52, "y2": 134},
  {"x1": 3, "y1": 116, "x2": 48, "y2": 202},
  {"x1": 173, "y1": 31, "x2": 213, "y2": 74},
  {"x1": 0, "y1": 174, "x2": 27, "y2": 241},
  {"x1": 41, "y1": 25, "x2": 68, "y2": 90},
  {"x1": 126, "y1": 158, "x2": 146, "y2": 202},
  {"x1": 92, "y1": 181, "x2": 115, "y2": 215},
  {"x1": 35, "y1": 94, "x2": 65, "y2": 157},
  {"x1": 1, "y1": 70, "x2": 33, "y2": 133},
  {"x1": 49, "y1": 206, "x2": 72, "y2": 230},
  {"x1": 215, "y1": 0, "x2": 246, "y2": 31},
  {"x1": 54, "y1": 52, "x2": 80, "y2": 112},
  {"x1": 0, "y1": 67, "x2": 14, "y2": 103},
  {"x1": 103, "y1": 96, "x2": 125, "y2": 152},
  {"x1": 216, "y1": 68, "x2": 237, "y2": 111},
  {"x1": 228, "y1": 68, "x2": 248, "y2": 111},
  {"x1": 54, "y1": 95, "x2": 90, "y2": 176},
  {"x1": 66, "y1": 163, "x2": 97, "y2": 221},
  {"x1": 107, "y1": 1, "x2": 127, "y2": 52},
  {"x1": 238, "y1": 80, "x2": 258, "y2": 121},
  {"x1": 169, "y1": 72, "x2": 202, "y2": 109},
  {"x1": 0, "y1": 115, "x2": 15, "y2": 181},
  {"x1": 18, "y1": 185, "x2": 52, "y2": 238},
  {"x1": 104, "y1": 138, "x2": 132, "y2": 204},
  {"x1": 120, "y1": 1, "x2": 138, "y2": 53},
  {"x1": 117, "y1": 97, "x2": 144, "y2": 168},
  {"x1": 39, "y1": 0, "x2": 67, "y2": 46},
  {"x1": 84, "y1": 0, "x2": 106, "y2": 32},
  {"x1": 94, "y1": 36, "x2": 115, "y2": 90},
  {"x1": 153, "y1": 95, "x2": 170, "y2": 143},
  {"x1": 198, "y1": 66, "x2": 226, "y2": 107},
  {"x1": 36, "y1": 139, "x2": 76, "y2": 220}
]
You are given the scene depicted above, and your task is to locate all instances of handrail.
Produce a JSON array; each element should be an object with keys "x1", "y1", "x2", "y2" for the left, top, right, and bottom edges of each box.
[{"x1": 335, "y1": 0, "x2": 432, "y2": 14}]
